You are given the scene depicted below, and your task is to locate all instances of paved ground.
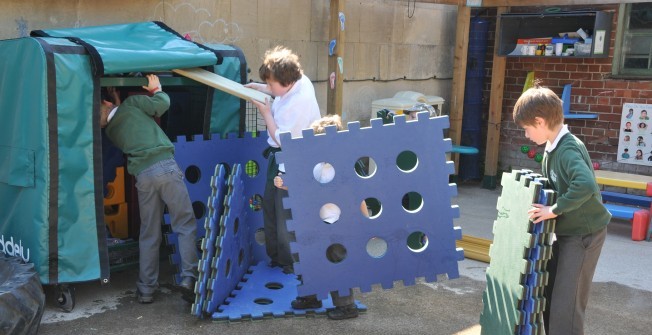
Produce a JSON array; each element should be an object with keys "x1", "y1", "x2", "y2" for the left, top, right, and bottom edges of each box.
[{"x1": 37, "y1": 183, "x2": 652, "y2": 335}]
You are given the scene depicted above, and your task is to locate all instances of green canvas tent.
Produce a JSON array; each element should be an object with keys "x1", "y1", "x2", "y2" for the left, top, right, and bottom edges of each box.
[{"x1": 0, "y1": 21, "x2": 246, "y2": 285}]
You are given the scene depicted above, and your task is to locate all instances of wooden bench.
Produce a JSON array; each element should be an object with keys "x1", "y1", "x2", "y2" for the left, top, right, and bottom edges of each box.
[
  {"x1": 594, "y1": 170, "x2": 652, "y2": 195},
  {"x1": 595, "y1": 170, "x2": 652, "y2": 241}
]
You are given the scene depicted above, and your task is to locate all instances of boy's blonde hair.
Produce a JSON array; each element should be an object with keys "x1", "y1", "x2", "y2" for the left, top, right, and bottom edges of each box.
[
  {"x1": 259, "y1": 46, "x2": 302, "y2": 87},
  {"x1": 311, "y1": 114, "x2": 343, "y2": 134},
  {"x1": 513, "y1": 85, "x2": 563, "y2": 129}
]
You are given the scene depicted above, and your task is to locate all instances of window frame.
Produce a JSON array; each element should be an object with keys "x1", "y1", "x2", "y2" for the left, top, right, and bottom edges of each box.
[{"x1": 612, "y1": 3, "x2": 652, "y2": 79}]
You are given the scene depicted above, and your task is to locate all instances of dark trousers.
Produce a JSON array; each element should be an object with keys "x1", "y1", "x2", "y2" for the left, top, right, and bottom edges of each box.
[
  {"x1": 544, "y1": 227, "x2": 607, "y2": 335},
  {"x1": 262, "y1": 179, "x2": 293, "y2": 266}
]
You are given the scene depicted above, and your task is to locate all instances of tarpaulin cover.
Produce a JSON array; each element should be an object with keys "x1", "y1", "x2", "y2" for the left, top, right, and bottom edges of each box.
[
  {"x1": 32, "y1": 21, "x2": 220, "y2": 75},
  {"x1": 1, "y1": 23, "x2": 247, "y2": 284},
  {"x1": 0, "y1": 37, "x2": 106, "y2": 284},
  {"x1": 205, "y1": 44, "x2": 246, "y2": 135}
]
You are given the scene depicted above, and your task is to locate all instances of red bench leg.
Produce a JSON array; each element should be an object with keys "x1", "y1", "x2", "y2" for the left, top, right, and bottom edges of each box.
[{"x1": 632, "y1": 209, "x2": 650, "y2": 241}]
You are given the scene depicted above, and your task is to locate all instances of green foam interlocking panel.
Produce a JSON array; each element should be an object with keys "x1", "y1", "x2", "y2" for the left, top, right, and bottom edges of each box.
[{"x1": 480, "y1": 170, "x2": 556, "y2": 335}]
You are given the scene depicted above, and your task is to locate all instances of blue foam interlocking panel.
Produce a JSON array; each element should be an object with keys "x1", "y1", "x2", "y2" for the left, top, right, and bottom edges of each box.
[
  {"x1": 165, "y1": 133, "x2": 270, "y2": 284},
  {"x1": 204, "y1": 164, "x2": 253, "y2": 314},
  {"x1": 276, "y1": 113, "x2": 464, "y2": 299},
  {"x1": 212, "y1": 262, "x2": 366, "y2": 321},
  {"x1": 192, "y1": 164, "x2": 227, "y2": 316}
]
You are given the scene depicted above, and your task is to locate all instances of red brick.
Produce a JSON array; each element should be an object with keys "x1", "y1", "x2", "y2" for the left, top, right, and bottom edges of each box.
[
  {"x1": 638, "y1": 91, "x2": 652, "y2": 99},
  {"x1": 593, "y1": 57, "x2": 612, "y2": 65},
  {"x1": 596, "y1": 97, "x2": 610, "y2": 105},
  {"x1": 574, "y1": 88, "x2": 592, "y2": 96},
  {"x1": 605, "y1": 81, "x2": 629, "y2": 89},
  {"x1": 600, "y1": 64, "x2": 613, "y2": 73},
  {"x1": 591, "y1": 104, "x2": 613, "y2": 113},
  {"x1": 610, "y1": 97, "x2": 622, "y2": 106},
  {"x1": 588, "y1": 65, "x2": 601, "y2": 72},
  {"x1": 576, "y1": 65, "x2": 589, "y2": 72},
  {"x1": 564, "y1": 64, "x2": 577, "y2": 72},
  {"x1": 583, "y1": 81, "x2": 605, "y2": 89},
  {"x1": 630, "y1": 81, "x2": 652, "y2": 90},
  {"x1": 592, "y1": 73, "x2": 606, "y2": 80},
  {"x1": 601, "y1": 114, "x2": 622, "y2": 122},
  {"x1": 572, "y1": 72, "x2": 593, "y2": 80},
  {"x1": 549, "y1": 72, "x2": 570, "y2": 79},
  {"x1": 615, "y1": 89, "x2": 637, "y2": 98},
  {"x1": 592, "y1": 128, "x2": 606, "y2": 136},
  {"x1": 573, "y1": 103, "x2": 590, "y2": 111}
]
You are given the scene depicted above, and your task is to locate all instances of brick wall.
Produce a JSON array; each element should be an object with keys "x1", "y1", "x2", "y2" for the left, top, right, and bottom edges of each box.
[{"x1": 482, "y1": 5, "x2": 652, "y2": 176}]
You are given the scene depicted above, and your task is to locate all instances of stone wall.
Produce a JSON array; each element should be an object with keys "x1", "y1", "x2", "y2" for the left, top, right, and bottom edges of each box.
[{"x1": 1, "y1": 0, "x2": 458, "y2": 125}]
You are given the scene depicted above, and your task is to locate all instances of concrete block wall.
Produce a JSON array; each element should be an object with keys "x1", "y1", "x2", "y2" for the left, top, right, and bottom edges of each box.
[{"x1": 1, "y1": 0, "x2": 458, "y2": 125}]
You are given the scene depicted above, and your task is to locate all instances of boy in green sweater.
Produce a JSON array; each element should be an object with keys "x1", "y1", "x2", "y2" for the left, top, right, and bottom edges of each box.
[
  {"x1": 100, "y1": 74, "x2": 197, "y2": 304},
  {"x1": 513, "y1": 85, "x2": 610, "y2": 335}
]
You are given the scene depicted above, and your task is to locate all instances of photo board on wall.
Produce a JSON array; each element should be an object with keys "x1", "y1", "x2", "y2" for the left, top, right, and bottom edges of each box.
[{"x1": 618, "y1": 103, "x2": 652, "y2": 166}]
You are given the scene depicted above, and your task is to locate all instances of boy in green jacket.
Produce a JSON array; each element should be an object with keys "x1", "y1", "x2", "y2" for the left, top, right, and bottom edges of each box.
[
  {"x1": 513, "y1": 85, "x2": 610, "y2": 335},
  {"x1": 100, "y1": 74, "x2": 197, "y2": 304}
]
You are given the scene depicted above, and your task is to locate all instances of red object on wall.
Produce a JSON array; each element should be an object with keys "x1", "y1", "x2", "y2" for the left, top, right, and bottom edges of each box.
[
  {"x1": 527, "y1": 148, "x2": 536, "y2": 159},
  {"x1": 593, "y1": 162, "x2": 601, "y2": 170}
]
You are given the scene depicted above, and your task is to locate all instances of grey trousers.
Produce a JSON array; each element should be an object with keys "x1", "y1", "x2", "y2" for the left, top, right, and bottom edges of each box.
[
  {"x1": 135, "y1": 158, "x2": 198, "y2": 295},
  {"x1": 544, "y1": 227, "x2": 607, "y2": 335},
  {"x1": 262, "y1": 180, "x2": 293, "y2": 266}
]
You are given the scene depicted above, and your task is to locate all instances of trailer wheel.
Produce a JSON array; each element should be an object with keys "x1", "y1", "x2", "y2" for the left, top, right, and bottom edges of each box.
[
  {"x1": 55, "y1": 284, "x2": 75, "y2": 312},
  {"x1": 0, "y1": 255, "x2": 45, "y2": 335}
]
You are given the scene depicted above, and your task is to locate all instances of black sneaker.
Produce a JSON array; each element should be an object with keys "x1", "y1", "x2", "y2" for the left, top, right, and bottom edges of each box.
[
  {"x1": 291, "y1": 295, "x2": 322, "y2": 309},
  {"x1": 136, "y1": 289, "x2": 154, "y2": 304},
  {"x1": 327, "y1": 304, "x2": 359, "y2": 320},
  {"x1": 177, "y1": 277, "x2": 195, "y2": 303}
]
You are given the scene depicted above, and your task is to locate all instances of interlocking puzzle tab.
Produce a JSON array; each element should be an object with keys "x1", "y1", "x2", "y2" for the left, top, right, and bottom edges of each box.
[
  {"x1": 165, "y1": 133, "x2": 269, "y2": 285},
  {"x1": 192, "y1": 164, "x2": 227, "y2": 316},
  {"x1": 277, "y1": 113, "x2": 464, "y2": 299},
  {"x1": 480, "y1": 170, "x2": 557, "y2": 335}
]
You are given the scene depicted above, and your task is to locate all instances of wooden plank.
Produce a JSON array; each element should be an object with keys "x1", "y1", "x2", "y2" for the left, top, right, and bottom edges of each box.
[
  {"x1": 595, "y1": 170, "x2": 652, "y2": 191},
  {"x1": 171, "y1": 68, "x2": 270, "y2": 103},
  {"x1": 449, "y1": 5, "x2": 471, "y2": 174},
  {"x1": 482, "y1": 7, "x2": 507, "y2": 189},
  {"x1": 327, "y1": 0, "x2": 345, "y2": 116}
]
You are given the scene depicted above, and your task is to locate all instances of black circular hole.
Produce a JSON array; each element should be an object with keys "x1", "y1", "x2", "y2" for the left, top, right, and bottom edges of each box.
[
  {"x1": 254, "y1": 298, "x2": 273, "y2": 305},
  {"x1": 326, "y1": 244, "x2": 347, "y2": 264},
  {"x1": 265, "y1": 282, "x2": 284, "y2": 290},
  {"x1": 192, "y1": 201, "x2": 206, "y2": 219},
  {"x1": 354, "y1": 156, "x2": 377, "y2": 178},
  {"x1": 401, "y1": 192, "x2": 423, "y2": 213},
  {"x1": 396, "y1": 151, "x2": 418, "y2": 172},
  {"x1": 185, "y1": 165, "x2": 201, "y2": 184}
]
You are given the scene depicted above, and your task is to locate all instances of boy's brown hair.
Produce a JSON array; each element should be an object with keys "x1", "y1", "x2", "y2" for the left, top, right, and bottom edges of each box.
[
  {"x1": 513, "y1": 85, "x2": 563, "y2": 129},
  {"x1": 258, "y1": 46, "x2": 302, "y2": 87},
  {"x1": 311, "y1": 114, "x2": 343, "y2": 134}
]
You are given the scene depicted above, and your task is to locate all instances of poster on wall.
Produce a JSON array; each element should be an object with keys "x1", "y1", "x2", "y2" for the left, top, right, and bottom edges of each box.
[{"x1": 618, "y1": 103, "x2": 652, "y2": 166}]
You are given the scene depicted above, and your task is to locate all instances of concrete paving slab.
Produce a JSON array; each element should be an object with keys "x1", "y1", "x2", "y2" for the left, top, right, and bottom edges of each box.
[{"x1": 37, "y1": 183, "x2": 652, "y2": 335}]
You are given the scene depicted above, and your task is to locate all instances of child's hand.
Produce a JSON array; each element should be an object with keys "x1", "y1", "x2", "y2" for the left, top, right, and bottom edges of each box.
[
  {"x1": 244, "y1": 82, "x2": 266, "y2": 92},
  {"x1": 273, "y1": 175, "x2": 288, "y2": 190},
  {"x1": 528, "y1": 204, "x2": 557, "y2": 223},
  {"x1": 142, "y1": 74, "x2": 161, "y2": 93},
  {"x1": 252, "y1": 97, "x2": 272, "y2": 117}
]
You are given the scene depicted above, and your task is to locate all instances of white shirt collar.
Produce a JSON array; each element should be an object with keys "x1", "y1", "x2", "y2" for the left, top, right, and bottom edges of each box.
[
  {"x1": 107, "y1": 106, "x2": 118, "y2": 123},
  {"x1": 545, "y1": 124, "x2": 569, "y2": 152}
]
